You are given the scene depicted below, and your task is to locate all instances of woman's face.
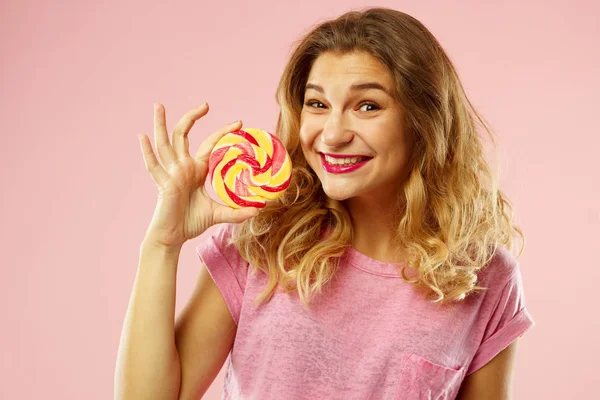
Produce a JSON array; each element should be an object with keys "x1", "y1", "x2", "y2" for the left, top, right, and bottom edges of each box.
[{"x1": 300, "y1": 51, "x2": 414, "y2": 204}]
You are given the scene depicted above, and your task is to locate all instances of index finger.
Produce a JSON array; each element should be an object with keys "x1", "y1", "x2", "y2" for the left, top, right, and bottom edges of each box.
[{"x1": 194, "y1": 120, "x2": 243, "y2": 163}]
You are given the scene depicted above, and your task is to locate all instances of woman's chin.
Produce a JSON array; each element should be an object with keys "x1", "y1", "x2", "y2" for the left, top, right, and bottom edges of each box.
[{"x1": 321, "y1": 186, "x2": 356, "y2": 202}]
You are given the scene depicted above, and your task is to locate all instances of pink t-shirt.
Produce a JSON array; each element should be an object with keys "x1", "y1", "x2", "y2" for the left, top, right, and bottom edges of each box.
[{"x1": 195, "y1": 223, "x2": 534, "y2": 399}]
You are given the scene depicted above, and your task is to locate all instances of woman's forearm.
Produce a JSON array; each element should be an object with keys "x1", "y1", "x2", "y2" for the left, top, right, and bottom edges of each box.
[{"x1": 114, "y1": 240, "x2": 183, "y2": 400}]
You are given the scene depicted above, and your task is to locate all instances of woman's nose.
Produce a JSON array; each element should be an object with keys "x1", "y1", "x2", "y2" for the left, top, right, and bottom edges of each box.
[{"x1": 320, "y1": 114, "x2": 354, "y2": 147}]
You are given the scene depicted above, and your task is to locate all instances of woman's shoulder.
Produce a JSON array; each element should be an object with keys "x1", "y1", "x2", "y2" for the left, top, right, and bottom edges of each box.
[
  {"x1": 476, "y1": 245, "x2": 523, "y2": 290},
  {"x1": 207, "y1": 222, "x2": 235, "y2": 242},
  {"x1": 195, "y1": 223, "x2": 238, "y2": 257}
]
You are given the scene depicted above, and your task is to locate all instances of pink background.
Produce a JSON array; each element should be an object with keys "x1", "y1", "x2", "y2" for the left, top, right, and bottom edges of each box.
[{"x1": 1, "y1": 0, "x2": 598, "y2": 398}]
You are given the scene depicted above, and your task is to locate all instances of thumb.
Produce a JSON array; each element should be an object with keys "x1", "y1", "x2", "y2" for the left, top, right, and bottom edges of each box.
[{"x1": 214, "y1": 205, "x2": 261, "y2": 225}]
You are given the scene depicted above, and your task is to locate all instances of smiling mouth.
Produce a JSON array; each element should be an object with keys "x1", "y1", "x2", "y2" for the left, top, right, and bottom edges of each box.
[
  {"x1": 323, "y1": 154, "x2": 371, "y2": 166},
  {"x1": 319, "y1": 153, "x2": 373, "y2": 174}
]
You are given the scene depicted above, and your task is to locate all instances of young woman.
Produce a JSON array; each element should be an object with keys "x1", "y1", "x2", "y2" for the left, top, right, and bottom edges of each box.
[{"x1": 115, "y1": 7, "x2": 534, "y2": 400}]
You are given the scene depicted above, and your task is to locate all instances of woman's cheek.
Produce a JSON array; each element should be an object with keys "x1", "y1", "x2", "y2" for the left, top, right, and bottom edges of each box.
[{"x1": 299, "y1": 124, "x2": 316, "y2": 149}]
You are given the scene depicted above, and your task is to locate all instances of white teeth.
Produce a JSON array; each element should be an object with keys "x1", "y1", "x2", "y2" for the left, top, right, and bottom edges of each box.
[{"x1": 324, "y1": 155, "x2": 366, "y2": 165}]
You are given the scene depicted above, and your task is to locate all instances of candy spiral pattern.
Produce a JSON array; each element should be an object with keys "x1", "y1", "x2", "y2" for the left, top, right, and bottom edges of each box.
[{"x1": 208, "y1": 128, "x2": 292, "y2": 209}]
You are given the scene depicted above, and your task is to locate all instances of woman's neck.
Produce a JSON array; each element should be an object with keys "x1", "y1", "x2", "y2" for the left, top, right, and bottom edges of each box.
[{"x1": 344, "y1": 194, "x2": 406, "y2": 264}]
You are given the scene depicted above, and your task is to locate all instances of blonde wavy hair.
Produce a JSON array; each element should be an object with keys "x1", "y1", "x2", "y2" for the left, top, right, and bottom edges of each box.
[{"x1": 230, "y1": 7, "x2": 525, "y2": 308}]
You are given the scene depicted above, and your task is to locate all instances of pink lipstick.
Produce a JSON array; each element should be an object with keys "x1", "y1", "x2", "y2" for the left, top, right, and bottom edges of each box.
[{"x1": 320, "y1": 153, "x2": 372, "y2": 174}]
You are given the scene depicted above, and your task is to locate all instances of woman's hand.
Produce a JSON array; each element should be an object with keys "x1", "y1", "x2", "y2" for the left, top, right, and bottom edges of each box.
[{"x1": 138, "y1": 103, "x2": 259, "y2": 248}]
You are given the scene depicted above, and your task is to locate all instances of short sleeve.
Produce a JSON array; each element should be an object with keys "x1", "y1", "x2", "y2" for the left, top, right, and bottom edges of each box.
[
  {"x1": 195, "y1": 223, "x2": 249, "y2": 325},
  {"x1": 466, "y1": 262, "x2": 535, "y2": 375}
]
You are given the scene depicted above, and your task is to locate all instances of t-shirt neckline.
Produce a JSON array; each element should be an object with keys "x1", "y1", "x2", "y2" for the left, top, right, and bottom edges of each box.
[{"x1": 344, "y1": 246, "x2": 406, "y2": 277}]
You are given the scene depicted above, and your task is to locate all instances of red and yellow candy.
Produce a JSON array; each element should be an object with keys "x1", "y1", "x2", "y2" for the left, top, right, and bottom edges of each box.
[{"x1": 207, "y1": 128, "x2": 292, "y2": 209}]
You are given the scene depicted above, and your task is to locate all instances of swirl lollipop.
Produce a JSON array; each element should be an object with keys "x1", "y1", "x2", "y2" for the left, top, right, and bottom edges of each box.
[{"x1": 207, "y1": 128, "x2": 292, "y2": 209}]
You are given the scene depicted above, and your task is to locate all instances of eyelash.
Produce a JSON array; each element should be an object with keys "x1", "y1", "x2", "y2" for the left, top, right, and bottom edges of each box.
[{"x1": 304, "y1": 100, "x2": 381, "y2": 112}]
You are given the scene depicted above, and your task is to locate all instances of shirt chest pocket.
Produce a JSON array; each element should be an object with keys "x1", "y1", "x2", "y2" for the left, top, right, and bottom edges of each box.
[{"x1": 398, "y1": 353, "x2": 466, "y2": 400}]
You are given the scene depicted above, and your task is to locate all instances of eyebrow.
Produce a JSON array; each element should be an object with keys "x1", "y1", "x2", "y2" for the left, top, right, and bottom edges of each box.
[{"x1": 305, "y1": 82, "x2": 392, "y2": 97}]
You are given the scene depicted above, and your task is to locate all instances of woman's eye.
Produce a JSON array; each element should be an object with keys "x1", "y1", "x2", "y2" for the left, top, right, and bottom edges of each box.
[
  {"x1": 303, "y1": 100, "x2": 380, "y2": 111},
  {"x1": 305, "y1": 100, "x2": 324, "y2": 108},
  {"x1": 359, "y1": 102, "x2": 380, "y2": 112}
]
